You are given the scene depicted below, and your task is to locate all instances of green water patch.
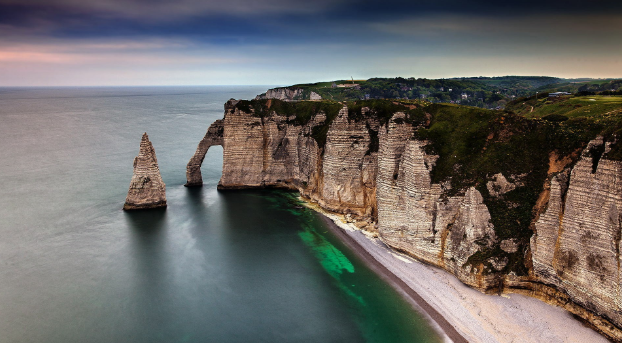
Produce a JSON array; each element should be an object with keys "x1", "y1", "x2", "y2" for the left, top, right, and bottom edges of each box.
[
  {"x1": 298, "y1": 227, "x2": 356, "y2": 277},
  {"x1": 272, "y1": 192, "x2": 443, "y2": 343},
  {"x1": 297, "y1": 223, "x2": 364, "y2": 306}
]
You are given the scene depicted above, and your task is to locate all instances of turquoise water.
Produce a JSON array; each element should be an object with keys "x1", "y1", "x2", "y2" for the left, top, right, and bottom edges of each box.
[{"x1": 0, "y1": 86, "x2": 441, "y2": 342}]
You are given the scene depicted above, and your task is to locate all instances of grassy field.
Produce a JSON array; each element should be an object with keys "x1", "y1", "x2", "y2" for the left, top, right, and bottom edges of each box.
[{"x1": 508, "y1": 95, "x2": 622, "y2": 119}]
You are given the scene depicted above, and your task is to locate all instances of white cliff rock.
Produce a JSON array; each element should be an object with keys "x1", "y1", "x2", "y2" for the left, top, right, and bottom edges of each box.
[{"x1": 123, "y1": 133, "x2": 167, "y2": 210}]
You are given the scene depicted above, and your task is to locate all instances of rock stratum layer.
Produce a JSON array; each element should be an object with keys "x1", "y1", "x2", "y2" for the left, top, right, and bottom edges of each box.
[
  {"x1": 124, "y1": 133, "x2": 167, "y2": 210},
  {"x1": 189, "y1": 98, "x2": 622, "y2": 341}
]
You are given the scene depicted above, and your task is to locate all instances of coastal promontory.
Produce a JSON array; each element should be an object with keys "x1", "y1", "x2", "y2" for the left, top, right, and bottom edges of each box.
[
  {"x1": 123, "y1": 133, "x2": 167, "y2": 210},
  {"x1": 187, "y1": 90, "x2": 622, "y2": 341}
]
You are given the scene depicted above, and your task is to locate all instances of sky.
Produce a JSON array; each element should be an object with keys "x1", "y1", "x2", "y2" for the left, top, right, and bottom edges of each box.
[{"x1": 1, "y1": 0, "x2": 621, "y2": 86}]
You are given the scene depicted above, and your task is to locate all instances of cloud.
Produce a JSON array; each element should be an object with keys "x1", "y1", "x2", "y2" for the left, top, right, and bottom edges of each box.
[
  {"x1": 373, "y1": 14, "x2": 622, "y2": 37},
  {"x1": 0, "y1": 0, "x2": 342, "y2": 22},
  {"x1": 0, "y1": 38, "x2": 251, "y2": 66},
  {"x1": 0, "y1": 0, "x2": 621, "y2": 86},
  {"x1": 371, "y1": 14, "x2": 622, "y2": 55}
]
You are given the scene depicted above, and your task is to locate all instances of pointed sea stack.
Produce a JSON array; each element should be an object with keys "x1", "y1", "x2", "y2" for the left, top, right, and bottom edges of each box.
[{"x1": 123, "y1": 133, "x2": 167, "y2": 210}]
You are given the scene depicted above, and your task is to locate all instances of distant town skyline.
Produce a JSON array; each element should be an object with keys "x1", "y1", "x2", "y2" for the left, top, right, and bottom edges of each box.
[{"x1": 1, "y1": 0, "x2": 621, "y2": 86}]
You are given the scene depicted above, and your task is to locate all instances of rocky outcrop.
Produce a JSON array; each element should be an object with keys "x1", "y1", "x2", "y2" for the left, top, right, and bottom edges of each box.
[
  {"x1": 123, "y1": 133, "x2": 167, "y2": 210},
  {"x1": 189, "y1": 99, "x2": 622, "y2": 341},
  {"x1": 309, "y1": 91, "x2": 322, "y2": 100},
  {"x1": 255, "y1": 87, "x2": 303, "y2": 101},
  {"x1": 185, "y1": 119, "x2": 224, "y2": 186},
  {"x1": 255, "y1": 87, "x2": 322, "y2": 101}
]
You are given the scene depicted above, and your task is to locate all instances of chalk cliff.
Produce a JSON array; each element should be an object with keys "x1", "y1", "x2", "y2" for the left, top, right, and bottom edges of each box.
[
  {"x1": 188, "y1": 98, "x2": 622, "y2": 341},
  {"x1": 377, "y1": 124, "x2": 498, "y2": 289},
  {"x1": 123, "y1": 133, "x2": 167, "y2": 210},
  {"x1": 531, "y1": 137, "x2": 622, "y2": 340},
  {"x1": 255, "y1": 87, "x2": 322, "y2": 101}
]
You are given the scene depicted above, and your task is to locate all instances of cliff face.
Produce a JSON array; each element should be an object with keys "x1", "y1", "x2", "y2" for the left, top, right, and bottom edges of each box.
[
  {"x1": 377, "y1": 118, "x2": 498, "y2": 289},
  {"x1": 215, "y1": 101, "x2": 375, "y2": 226},
  {"x1": 255, "y1": 87, "x2": 322, "y2": 101},
  {"x1": 532, "y1": 137, "x2": 622, "y2": 336},
  {"x1": 188, "y1": 99, "x2": 622, "y2": 341},
  {"x1": 217, "y1": 100, "x2": 302, "y2": 188},
  {"x1": 318, "y1": 107, "x2": 377, "y2": 219},
  {"x1": 124, "y1": 133, "x2": 167, "y2": 210}
]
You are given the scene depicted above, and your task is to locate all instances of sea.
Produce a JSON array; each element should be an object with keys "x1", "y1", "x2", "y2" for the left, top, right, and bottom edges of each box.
[{"x1": 0, "y1": 86, "x2": 441, "y2": 343}]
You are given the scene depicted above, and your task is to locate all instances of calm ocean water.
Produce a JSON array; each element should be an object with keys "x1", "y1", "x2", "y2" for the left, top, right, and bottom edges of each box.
[{"x1": 0, "y1": 86, "x2": 440, "y2": 343}]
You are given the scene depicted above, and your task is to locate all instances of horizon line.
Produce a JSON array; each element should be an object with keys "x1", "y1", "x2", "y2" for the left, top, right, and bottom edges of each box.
[{"x1": 1, "y1": 75, "x2": 621, "y2": 88}]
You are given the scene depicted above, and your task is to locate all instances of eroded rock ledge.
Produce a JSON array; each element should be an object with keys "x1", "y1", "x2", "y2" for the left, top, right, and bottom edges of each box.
[
  {"x1": 123, "y1": 133, "x2": 167, "y2": 210},
  {"x1": 188, "y1": 99, "x2": 622, "y2": 341}
]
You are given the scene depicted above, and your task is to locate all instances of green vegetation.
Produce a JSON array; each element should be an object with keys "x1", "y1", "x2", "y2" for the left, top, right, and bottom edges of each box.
[
  {"x1": 345, "y1": 99, "x2": 428, "y2": 125},
  {"x1": 417, "y1": 97, "x2": 619, "y2": 275},
  {"x1": 235, "y1": 98, "x2": 431, "y2": 149},
  {"x1": 234, "y1": 99, "x2": 342, "y2": 126},
  {"x1": 234, "y1": 99, "x2": 343, "y2": 149},
  {"x1": 506, "y1": 95, "x2": 622, "y2": 119},
  {"x1": 258, "y1": 76, "x2": 622, "y2": 110}
]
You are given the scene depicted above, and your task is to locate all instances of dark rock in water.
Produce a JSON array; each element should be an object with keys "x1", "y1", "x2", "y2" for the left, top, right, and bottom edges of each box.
[{"x1": 123, "y1": 133, "x2": 167, "y2": 210}]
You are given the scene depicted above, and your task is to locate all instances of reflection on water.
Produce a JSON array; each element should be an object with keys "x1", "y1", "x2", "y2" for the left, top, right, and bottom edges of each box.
[
  {"x1": 126, "y1": 209, "x2": 170, "y2": 342},
  {"x1": 126, "y1": 208, "x2": 168, "y2": 233}
]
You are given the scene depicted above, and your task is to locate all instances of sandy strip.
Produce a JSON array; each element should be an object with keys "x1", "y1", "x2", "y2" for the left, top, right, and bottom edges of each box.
[{"x1": 309, "y1": 205, "x2": 610, "y2": 343}]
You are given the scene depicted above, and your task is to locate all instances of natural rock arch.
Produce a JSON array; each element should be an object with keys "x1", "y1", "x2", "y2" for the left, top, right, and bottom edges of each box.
[{"x1": 185, "y1": 119, "x2": 224, "y2": 186}]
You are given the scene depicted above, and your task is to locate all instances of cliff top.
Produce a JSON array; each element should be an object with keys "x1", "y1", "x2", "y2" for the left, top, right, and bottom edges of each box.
[{"x1": 256, "y1": 76, "x2": 622, "y2": 110}]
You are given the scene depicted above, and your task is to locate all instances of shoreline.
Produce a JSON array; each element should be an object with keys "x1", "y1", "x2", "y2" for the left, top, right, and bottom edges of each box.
[
  {"x1": 304, "y1": 200, "x2": 610, "y2": 343},
  {"x1": 317, "y1": 214, "x2": 465, "y2": 343}
]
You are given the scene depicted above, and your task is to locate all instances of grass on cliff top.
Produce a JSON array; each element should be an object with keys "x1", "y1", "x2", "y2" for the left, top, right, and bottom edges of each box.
[
  {"x1": 235, "y1": 99, "x2": 344, "y2": 149},
  {"x1": 506, "y1": 95, "x2": 622, "y2": 119},
  {"x1": 235, "y1": 99, "x2": 342, "y2": 126},
  {"x1": 417, "y1": 99, "x2": 621, "y2": 275},
  {"x1": 344, "y1": 99, "x2": 430, "y2": 126},
  {"x1": 505, "y1": 94, "x2": 622, "y2": 160},
  {"x1": 234, "y1": 99, "x2": 431, "y2": 149}
]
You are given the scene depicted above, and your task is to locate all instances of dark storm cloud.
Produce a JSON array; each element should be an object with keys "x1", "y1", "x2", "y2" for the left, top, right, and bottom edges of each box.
[
  {"x1": 329, "y1": 0, "x2": 622, "y2": 19},
  {"x1": 0, "y1": 1, "x2": 343, "y2": 45},
  {"x1": 2, "y1": 0, "x2": 622, "y2": 43},
  {"x1": 1, "y1": 0, "x2": 621, "y2": 86}
]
